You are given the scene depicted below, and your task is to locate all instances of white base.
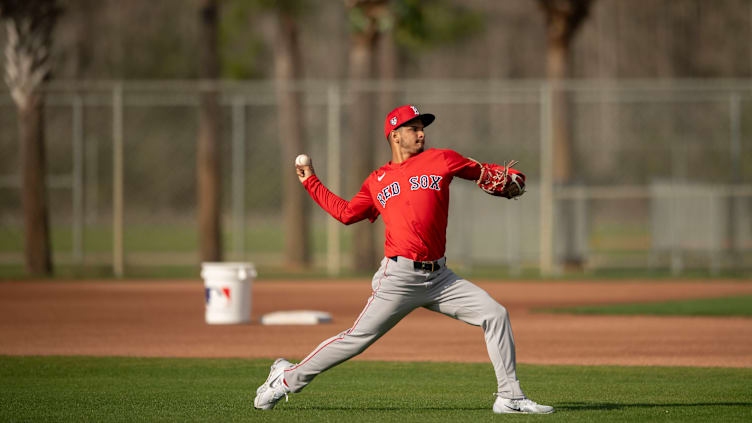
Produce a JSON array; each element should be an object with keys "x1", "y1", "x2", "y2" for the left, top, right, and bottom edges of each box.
[{"x1": 261, "y1": 310, "x2": 332, "y2": 325}]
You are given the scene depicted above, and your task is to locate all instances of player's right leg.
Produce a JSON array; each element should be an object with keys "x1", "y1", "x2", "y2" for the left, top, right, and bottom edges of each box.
[
  {"x1": 283, "y1": 257, "x2": 420, "y2": 392},
  {"x1": 254, "y1": 257, "x2": 420, "y2": 409}
]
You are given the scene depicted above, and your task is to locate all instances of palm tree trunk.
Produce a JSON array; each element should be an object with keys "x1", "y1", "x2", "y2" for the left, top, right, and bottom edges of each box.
[
  {"x1": 373, "y1": 14, "x2": 397, "y2": 261},
  {"x1": 539, "y1": 0, "x2": 594, "y2": 269},
  {"x1": 348, "y1": 29, "x2": 378, "y2": 272},
  {"x1": 2, "y1": 2, "x2": 61, "y2": 276},
  {"x1": 20, "y1": 95, "x2": 53, "y2": 275},
  {"x1": 197, "y1": 0, "x2": 222, "y2": 262},
  {"x1": 548, "y1": 39, "x2": 573, "y2": 184},
  {"x1": 275, "y1": 12, "x2": 311, "y2": 268},
  {"x1": 344, "y1": 0, "x2": 390, "y2": 272},
  {"x1": 547, "y1": 31, "x2": 582, "y2": 268}
]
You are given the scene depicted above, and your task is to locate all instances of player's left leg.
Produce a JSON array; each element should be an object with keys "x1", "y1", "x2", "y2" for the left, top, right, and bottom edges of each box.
[
  {"x1": 422, "y1": 268, "x2": 523, "y2": 399},
  {"x1": 422, "y1": 266, "x2": 553, "y2": 414}
]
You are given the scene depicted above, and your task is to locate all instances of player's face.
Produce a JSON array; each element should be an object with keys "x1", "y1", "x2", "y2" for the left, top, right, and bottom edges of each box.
[{"x1": 397, "y1": 121, "x2": 426, "y2": 155}]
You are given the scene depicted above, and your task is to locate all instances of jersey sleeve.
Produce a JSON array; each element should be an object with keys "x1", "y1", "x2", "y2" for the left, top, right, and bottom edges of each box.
[
  {"x1": 441, "y1": 149, "x2": 482, "y2": 181},
  {"x1": 302, "y1": 175, "x2": 380, "y2": 225}
]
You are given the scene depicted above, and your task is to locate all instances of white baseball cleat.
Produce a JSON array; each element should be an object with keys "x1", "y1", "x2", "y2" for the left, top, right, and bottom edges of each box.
[
  {"x1": 253, "y1": 358, "x2": 293, "y2": 410},
  {"x1": 492, "y1": 395, "x2": 555, "y2": 414}
]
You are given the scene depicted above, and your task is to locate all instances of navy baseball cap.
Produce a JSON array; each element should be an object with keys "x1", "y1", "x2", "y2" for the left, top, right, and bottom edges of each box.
[{"x1": 384, "y1": 105, "x2": 435, "y2": 139}]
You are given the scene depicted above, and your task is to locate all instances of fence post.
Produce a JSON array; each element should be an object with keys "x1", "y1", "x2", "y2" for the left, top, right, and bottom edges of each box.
[
  {"x1": 728, "y1": 93, "x2": 742, "y2": 271},
  {"x1": 327, "y1": 84, "x2": 342, "y2": 275},
  {"x1": 539, "y1": 83, "x2": 555, "y2": 276},
  {"x1": 709, "y1": 194, "x2": 720, "y2": 276},
  {"x1": 232, "y1": 96, "x2": 246, "y2": 258},
  {"x1": 113, "y1": 83, "x2": 124, "y2": 277},
  {"x1": 669, "y1": 185, "x2": 682, "y2": 276},
  {"x1": 86, "y1": 117, "x2": 99, "y2": 226}
]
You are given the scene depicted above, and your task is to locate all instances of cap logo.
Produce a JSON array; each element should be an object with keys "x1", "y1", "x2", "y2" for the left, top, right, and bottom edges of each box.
[
  {"x1": 390, "y1": 117, "x2": 398, "y2": 125},
  {"x1": 410, "y1": 106, "x2": 419, "y2": 115}
]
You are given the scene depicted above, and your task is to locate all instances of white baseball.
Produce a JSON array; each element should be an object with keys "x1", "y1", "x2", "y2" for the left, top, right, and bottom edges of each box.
[{"x1": 295, "y1": 154, "x2": 311, "y2": 167}]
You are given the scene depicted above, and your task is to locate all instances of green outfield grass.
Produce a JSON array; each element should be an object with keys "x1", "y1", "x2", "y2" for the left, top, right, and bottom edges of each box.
[
  {"x1": 0, "y1": 356, "x2": 750, "y2": 422},
  {"x1": 540, "y1": 295, "x2": 752, "y2": 317}
]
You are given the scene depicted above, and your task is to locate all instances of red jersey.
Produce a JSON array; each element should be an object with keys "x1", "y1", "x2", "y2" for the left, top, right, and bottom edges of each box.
[{"x1": 302, "y1": 148, "x2": 482, "y2": 261}]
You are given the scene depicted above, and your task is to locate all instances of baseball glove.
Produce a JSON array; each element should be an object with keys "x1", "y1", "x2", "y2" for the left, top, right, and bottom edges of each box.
[{"x1": 470, "y1": 159, "x2": 526, "y2": 200}]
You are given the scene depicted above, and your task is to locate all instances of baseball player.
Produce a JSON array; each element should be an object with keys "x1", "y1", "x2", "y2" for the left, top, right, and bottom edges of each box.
[{"x1": 254, "y1": 105, "x2": 553, "y2": 414}]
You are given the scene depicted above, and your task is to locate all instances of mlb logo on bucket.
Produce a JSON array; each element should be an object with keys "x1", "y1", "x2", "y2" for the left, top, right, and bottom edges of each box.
[{"x1": 205, "y1": 286, "x2": 232, "y2": 308}]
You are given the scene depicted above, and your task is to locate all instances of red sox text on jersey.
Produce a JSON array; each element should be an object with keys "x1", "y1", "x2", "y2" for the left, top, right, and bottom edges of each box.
[{"x1": 376, "y1": 175, "x2": 444, "y2": 208}]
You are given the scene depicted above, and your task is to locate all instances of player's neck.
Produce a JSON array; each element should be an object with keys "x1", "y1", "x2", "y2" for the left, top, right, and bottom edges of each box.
[{"x1": 391, "y1": 148, "x2": 422, "y2": 164}]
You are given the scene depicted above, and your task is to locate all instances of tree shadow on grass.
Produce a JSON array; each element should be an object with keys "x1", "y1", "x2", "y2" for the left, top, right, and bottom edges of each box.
[{"x1": 557, "y1": 402, "x2": 752, "y2": 411}]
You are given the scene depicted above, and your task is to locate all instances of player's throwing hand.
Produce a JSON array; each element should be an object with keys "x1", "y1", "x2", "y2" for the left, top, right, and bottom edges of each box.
[{"x1": 295, "y1": 154, "x2": 314, "y2": 183}]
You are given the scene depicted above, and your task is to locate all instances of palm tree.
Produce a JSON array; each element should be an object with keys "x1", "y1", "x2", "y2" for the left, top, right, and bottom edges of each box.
[
  {"x1": 197, "y1": 0, "x2": 223, "y2": 262},
  {"x1": 538, "y1": 0, "x2": 594, "y2": 268},
  {"x1": 272, "y1": 0, "x2": 311, "y2": 268},
  {"x1": 345, "y1": 0, "x2": 389, "y2": 272},
  {"x1": 1, "y1": 0, "x2": 61, "y2": 276}
]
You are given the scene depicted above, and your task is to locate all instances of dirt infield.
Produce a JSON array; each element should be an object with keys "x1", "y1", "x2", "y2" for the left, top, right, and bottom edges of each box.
[{"x1": 1, "y1": 279, "x2": 751, "y2": 367}]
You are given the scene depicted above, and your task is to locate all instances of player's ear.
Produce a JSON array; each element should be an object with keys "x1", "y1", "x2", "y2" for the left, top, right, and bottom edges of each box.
[{"x1": 390, "y1": 129, "x2": 400, "y2": 144}]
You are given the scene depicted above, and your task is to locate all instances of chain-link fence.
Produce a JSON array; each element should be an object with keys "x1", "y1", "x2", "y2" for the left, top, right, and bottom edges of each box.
[{"x1": 1, "y1": 80, "x2": 751, "y2": 276}]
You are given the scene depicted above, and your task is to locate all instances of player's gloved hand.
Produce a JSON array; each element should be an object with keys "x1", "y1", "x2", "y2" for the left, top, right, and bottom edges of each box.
[
  {"x1": 295, "y1": 161, "x2": 315, "y2": 183},
  {"x1": 471, "y1": 159, "x2": 526, "y2": 200}
]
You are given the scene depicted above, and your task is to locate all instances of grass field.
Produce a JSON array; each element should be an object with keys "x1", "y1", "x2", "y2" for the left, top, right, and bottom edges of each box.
[
  {"x1": 540, "y1": 295, "x2": 752, "y2": 317},
  {"x1": 1, "y1": 356, "x2": 750, "y2": 422}
]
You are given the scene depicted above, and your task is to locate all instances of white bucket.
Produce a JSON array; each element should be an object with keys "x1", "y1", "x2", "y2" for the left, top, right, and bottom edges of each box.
[{"x1": 201, "y1": 262, "x2": 256, "y2": 324}]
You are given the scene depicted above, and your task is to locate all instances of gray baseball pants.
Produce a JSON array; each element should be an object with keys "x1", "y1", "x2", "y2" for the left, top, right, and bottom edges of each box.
[{"x1": 283, "y1": 256, "x2": 526, "y2": 399}]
